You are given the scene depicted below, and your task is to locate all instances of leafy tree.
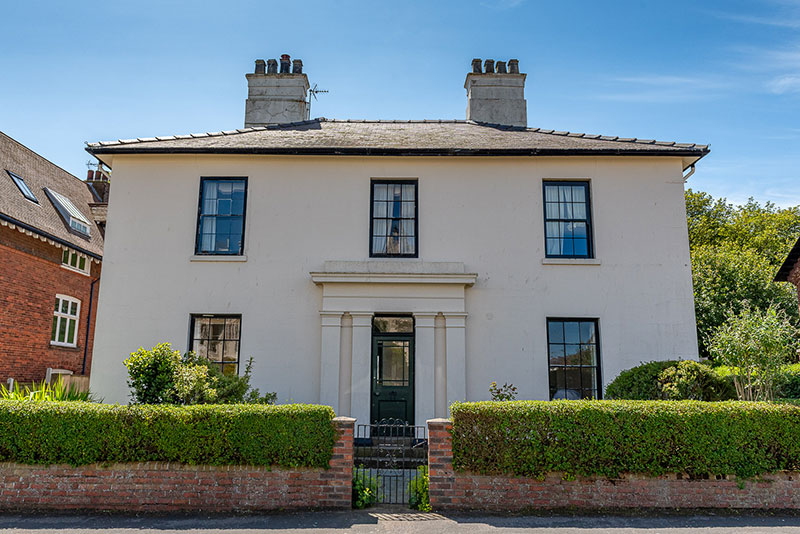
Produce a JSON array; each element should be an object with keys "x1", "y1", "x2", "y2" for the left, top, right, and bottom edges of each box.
[
  {"x1": 692, "y1": 243, "x2": 799, "y2": 358},
  {"x1": 686, "y1": 189, "x2": 800, "y2": 358}
]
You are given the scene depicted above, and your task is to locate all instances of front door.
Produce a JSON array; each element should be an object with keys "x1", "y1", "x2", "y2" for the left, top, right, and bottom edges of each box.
[{"x1": 371, "y1": 315, "x2": 414, "y2": 424}]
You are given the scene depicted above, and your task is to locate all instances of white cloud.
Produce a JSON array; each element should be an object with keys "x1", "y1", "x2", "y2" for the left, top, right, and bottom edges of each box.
[{"x1": 767, "y1": 74, "x2": 800, "y2": 93}]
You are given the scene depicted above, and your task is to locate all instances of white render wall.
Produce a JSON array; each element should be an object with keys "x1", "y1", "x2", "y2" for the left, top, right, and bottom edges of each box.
[{"x1": 91, "y1": 154, "x2": 698, "y2": 409}]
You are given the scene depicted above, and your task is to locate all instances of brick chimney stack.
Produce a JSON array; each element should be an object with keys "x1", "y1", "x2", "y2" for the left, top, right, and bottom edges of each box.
[
  {"x1": 464, "y1": 58, "x2": 527, "y2": 127},
  {"x1": 245, "y1": 54, "x2": 310, "y2": 127}
]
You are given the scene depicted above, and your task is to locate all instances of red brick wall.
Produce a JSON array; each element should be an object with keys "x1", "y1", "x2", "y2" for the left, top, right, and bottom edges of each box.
[
  {"x1": 0, "y1": 416, "x2": 354, "y2": 512},
  {"x1": 0, "y1": 224, "x2": 100, "y2": 383},
  {"x1": 427, "y1": 418, "x2": 800, "y2": 511}
]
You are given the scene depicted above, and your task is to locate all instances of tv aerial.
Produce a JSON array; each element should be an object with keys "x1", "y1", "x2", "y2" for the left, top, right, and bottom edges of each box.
[{"x1": 306, "y1": 83, "x2": 329, "y2": 119}]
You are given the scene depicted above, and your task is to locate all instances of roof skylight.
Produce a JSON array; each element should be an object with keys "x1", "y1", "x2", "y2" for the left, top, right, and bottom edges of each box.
[
  {"x1": 6, "y1": 170, "x2": 38, "y2": 203},
  {"x1": 44, "y1": 188, "x2": 91, "y2": 237}
]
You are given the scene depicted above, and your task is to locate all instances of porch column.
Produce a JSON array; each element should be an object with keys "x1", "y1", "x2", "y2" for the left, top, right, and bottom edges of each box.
[
  {"x1": 337, "y1": 313, "x2": 353, "y2": 416},
  {"x1": 444, "y1": 313, "x2": 467, "y2": 406},
  {"x1": 319, "y1": 312, "x2": 343, "y2": 409},
  {"x1": 434, "y1": 313, "x2": 448, "y2": 418},
  {"x1": 350, "y1": 312, "x2": 373, "y2": 424},
  {"x1": 414, "y1": 313, "x2": 436, "y2": 426}
]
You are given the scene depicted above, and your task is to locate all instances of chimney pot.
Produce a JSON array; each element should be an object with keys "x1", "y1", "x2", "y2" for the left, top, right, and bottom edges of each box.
[
  {"x1": 280, "y1": 54, "x2": 291, "y2": 73},
  {"x1": 483, "y1": 59, "x2": 495, "y2": 74},
  {"x1": 471, "y1": 58, "x2": 482, "y2": 73},
  {"x1": 508, "y1": 59, "x2": 519, "y2": 74},
  {"x1": 87, "y1": 170, "x2": 94, "y2": 181},
  {"x1": 267, "y1": 59, "x2": 278, "y2": 74},
  {"x1": 254, "y1": 59, "x2": 266, "y2": 74},
  {"x1": 496, "y1": 61, "x2": 507, "y2": 74},
  {"x1": 292, "y1": 59, "x2": 303, "y2": 74}
]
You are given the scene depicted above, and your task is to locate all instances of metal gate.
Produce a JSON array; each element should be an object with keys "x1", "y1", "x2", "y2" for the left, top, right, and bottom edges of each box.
[{"x1": 354, "y1": 419, "x2": 428, "y2": 505}]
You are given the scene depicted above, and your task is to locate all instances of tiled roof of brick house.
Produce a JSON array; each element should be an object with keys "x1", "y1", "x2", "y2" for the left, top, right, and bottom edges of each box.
[
  {"x1": 776, "y1": 236, "x2": 800, "y2": 283},
  {"x1": 1, "y1": 131, "x2": 103, "y2": 258},
  {"x1": 86, "y1": 119, "x2": 708, "y2": 164}
]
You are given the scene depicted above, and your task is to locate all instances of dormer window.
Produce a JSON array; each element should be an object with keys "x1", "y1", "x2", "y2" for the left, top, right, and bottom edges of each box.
[
  {"x1": 6, "y1": 170, "x2": 38, "y2": 203},
  {"x1": 44, "y1": 188, "x2": 91, "y2": 237}
]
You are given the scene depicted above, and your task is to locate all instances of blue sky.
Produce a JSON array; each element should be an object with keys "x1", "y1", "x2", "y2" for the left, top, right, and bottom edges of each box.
[{"x1": 1, "y1": 0, "x2": 799, "y2": 205}]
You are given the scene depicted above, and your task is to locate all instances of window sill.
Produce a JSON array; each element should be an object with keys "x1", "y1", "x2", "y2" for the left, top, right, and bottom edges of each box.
[
  {"x1": 190, "y1": 255, "x2": 247, "y2": 263},
  {"x1": 50, "y1": 342, "x2": 79, "y2": 350},
  {"x1": 541, "y1": 258, "x2": 601, "y2": 265},
  {"x1": 60, "y1": 264, "x2": 90, "y2": 276}
]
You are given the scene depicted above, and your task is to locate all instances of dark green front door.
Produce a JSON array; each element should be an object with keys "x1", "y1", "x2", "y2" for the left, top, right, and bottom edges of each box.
[{"x1": 371, "y1": 316, "x2": 414, "y2": 424}]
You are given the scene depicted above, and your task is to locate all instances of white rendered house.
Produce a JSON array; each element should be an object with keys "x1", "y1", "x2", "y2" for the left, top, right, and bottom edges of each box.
[{"x1": 88, "y1": 56, "x2": 706, "y2": 423}]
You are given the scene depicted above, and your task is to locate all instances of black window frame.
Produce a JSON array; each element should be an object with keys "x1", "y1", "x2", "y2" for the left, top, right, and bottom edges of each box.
[
  {"x1": 369, "y1": 179, "x2": 419, "y2": 258},
  {"x1": 188, "y1": 314, "x2": 243, "y2": 375},
  {"x1": 546, "y1": 317, "x2": 602, "y2": 400},
  {"x1": 194, "y1": 177, "x2": 248, "y2": 256},
  {"x1": 542, "y1": 180, "x2": 594, "y2": 259},
  {"x1": 6, "y1": 170, "x2": 38, "y2": 204}
]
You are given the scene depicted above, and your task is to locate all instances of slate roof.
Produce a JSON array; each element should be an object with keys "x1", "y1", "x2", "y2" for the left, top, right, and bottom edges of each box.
[
  {"x1": 86, "y1": 119, "x2": 709, "y2": 162},
  {"x1": 1, "y1": 131, "x2": 103, "y2": 258},
  {"x1": 775, "y1": 236, "x2": 800, "y2": 282}
]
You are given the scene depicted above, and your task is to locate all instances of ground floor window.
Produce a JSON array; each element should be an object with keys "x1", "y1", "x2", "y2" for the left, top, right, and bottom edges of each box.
[
  {"x1": 189, "y1": 314, "x2": 241, "y2": 375},
  {"x1": 51, "y1": 295, "x2": 80, "y2": 347},
  {"x1": 547, "y1": 318, "x2": 601, "y2": 400}
]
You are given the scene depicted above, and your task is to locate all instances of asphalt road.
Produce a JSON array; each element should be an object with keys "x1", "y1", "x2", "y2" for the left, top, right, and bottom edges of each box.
[{"x1": 3, "y1": 510, "x2": 800, "y2": 533}]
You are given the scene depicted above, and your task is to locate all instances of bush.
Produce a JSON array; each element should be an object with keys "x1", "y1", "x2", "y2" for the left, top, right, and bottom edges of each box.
[
  {"x1": 0, "y1": 401, "x2": 336, "y2": 467},
  {"x1": 779, "y1": 364, "x2": 800, "y2": 399},
  {"x1": 708, "y1": 306, "x2": 798, "y2": 401},
  {"x1": 604, "y1": 361, "x2": 678, "y2": 399},
  {"x1": 408, "y1": 465, "x2": 431, "y2": 512},
  {"x1": 450, "y1": 400, "x2": 800, "y2": 480},
  {"x1": 352, "y1": 469, "x2": 379, "y2": 509},
  {"x1": 658, "y1": 360, "x2": 736, "y2": 401},
  {"x1": 0, "y1": 378, "x2": 94, "y2": 402},
  {"x1": 124, "y1": 344, "x2": 276, "y2": 405},
  {"x1": 489, "y1": 382, "x2": 517, "y2": 401}
]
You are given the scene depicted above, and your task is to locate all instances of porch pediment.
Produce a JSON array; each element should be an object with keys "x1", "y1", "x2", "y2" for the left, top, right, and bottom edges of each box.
[{"x1": 310, "y1": 261, "x2": 477, "y2": 286}]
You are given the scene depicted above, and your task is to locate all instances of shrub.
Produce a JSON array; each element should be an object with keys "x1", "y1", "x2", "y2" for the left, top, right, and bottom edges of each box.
[
  {"x1": 124, "y1": 344, "x2": 276, "y2": 405},
  {"x1": 352, "y1": 469, "x2": 379, "y2": 509},
  {"x1": 124, "y1": 343, "x2": 178, "y2": 404},
  {"x1": 489, "y1": 381, "x2": 517, "y2": 401},
  {"x1": 658, "y1": 360, "x2": 736, "y2": 401},
  {"x1": 0, "y1": 401, "x2": 336, "y2": 468},
  {"x1": 604, "y1": 361, "x2": 678, "y2": 399},
  {"x1": 408, "y1": 465, "x2": 431, "y2": 512},
  {"x1": 779, "y1": 364, "x2": 800, "y2": 399},
  {"x1": 0, "y1": 378, "x2": 94, "y2": 402},
  {"x1": 708, "y1": 306, "x2": 798, "y2": 401},
  {"x1": 450, "y1": 400, "x2": 800, "y2": 480}
]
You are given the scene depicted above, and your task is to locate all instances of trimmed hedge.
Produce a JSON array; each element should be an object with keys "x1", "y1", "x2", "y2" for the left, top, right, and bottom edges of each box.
[
  {"x1": 0, "y1": 401, "x2": 336, "y2": 468},
  {"x1": 450, "y1": 400, "x2": 800, "y2": 479}
]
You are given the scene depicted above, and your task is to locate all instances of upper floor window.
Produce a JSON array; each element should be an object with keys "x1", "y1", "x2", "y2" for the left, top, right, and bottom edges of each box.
[
  {"x1": 195, "y1": 178, "x2": 247, "y2": 255},
  {"x1": 62, "y1": 249, "x2": 90, "y2": 275},
  {"x1": 6, "y1": 170, "x2": 38, "y2": 203},
  {"x1": 51, "y1": 295, "x2": 80, "y2": 347},
  {"x1": 44, "y1": 188, "x2": 91, "y2": 237},
  {"x1": 543, "y1": 181, "x2": 592, "y2": 258},
  {"x1": 189, "y1": 314, "x2": 241, "y2": 375},
  {"x1": 547, "y1": 318, "x2": 601, "y2": 400},
  {"x1": 370, "y1": 180, "x2": 417, "y2": 257}
]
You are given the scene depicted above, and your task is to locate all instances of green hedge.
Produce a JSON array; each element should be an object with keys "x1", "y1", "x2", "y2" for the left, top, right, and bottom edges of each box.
[
  {"x1": 0, "y1": 401, "x2": 336, "y2": 468},
  {"x1": 450, "y1": 400, "x2": 800, "y2": 479}
]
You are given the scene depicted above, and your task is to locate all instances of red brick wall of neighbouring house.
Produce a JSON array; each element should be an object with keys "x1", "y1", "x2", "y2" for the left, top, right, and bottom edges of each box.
[
  {"x1": 0, "y1": 224, "x2": 100, "y2": 383},
  {"x1": 0, "y1": 417, "x2": 354, "y2": 512},
  {"x1": 427, "y1": 418, "x2": 800, "y2": 511}
]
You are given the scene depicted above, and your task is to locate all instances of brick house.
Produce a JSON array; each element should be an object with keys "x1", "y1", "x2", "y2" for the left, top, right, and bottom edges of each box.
[
  {"x1": 776, "y1": 236, "x2": 800, "y2": 311},
  {"x1": 0, "y1": 132, "x2": 107, "y2": 384}
]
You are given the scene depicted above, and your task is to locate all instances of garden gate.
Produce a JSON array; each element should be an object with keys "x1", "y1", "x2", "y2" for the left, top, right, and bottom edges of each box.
[{"x1": 353, "y1": 418, "x2": 428, "y2": 505}]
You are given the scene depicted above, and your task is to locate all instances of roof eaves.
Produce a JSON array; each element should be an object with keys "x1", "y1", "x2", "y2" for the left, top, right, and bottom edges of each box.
[{"x1": 775, "y1": 237, "x2": 800, "y2": 282}]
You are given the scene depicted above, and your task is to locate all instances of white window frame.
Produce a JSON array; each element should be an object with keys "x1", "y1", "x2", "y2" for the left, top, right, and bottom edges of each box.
[
  {"x1": 51, "y1": 294, "x2": 81, "y2": 348},
  {"x1": 60, "y1": 249, "x2": 90, "y2": 276}
]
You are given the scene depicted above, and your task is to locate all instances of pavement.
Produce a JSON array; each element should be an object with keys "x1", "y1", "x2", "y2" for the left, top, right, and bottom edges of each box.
[{"x1": 3, "y1": 509, "x2": 800, "y2": 533}]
